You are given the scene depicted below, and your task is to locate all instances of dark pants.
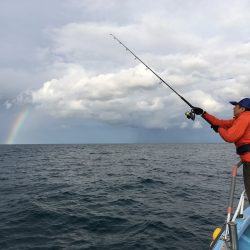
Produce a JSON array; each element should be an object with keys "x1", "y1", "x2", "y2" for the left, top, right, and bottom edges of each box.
[{"x1": 243, "y1": 162, "x2": 250, "y2": 203}]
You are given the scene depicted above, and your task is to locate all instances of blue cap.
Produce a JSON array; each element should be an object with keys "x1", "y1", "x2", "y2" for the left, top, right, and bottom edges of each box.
[{"x1": 229, "y1": 98, "x2": 250, "y2": 110}]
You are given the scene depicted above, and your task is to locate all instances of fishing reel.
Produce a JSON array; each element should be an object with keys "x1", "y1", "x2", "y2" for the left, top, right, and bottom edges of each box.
[{"x1": 185, "y1": 110, "x2": 196, "y2": 121}]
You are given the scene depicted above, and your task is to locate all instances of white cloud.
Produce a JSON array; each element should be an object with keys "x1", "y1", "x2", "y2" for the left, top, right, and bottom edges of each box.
[
  {"x1": 193, "y1": 120, "x2": 203, "y2": 129},
  {"x1": 31, "y1": 7, "x2": 250, "y2": 129},
  {"x1": 32, "y1": 64, "x2": 163, "y2": 126},
  {"x1": 2, "y1": 0, "x2": 250, "y2": 136},
  {"x1": 4, "y1": 101, "x2": 12, "y2": 109},
  {"x1": 180, "y1": 122, "x2": 188, "y2": 129}
]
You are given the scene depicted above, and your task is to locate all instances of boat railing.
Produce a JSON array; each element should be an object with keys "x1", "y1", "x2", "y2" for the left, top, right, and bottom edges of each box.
[
  {"x1": 231, "y1": 190, "x2": 245, "y2": 223},
  {"x1": 224, "y1": 161, "x2": 243, "y2": 241},
  {"x1": 210, "y1": 161, "x2": 244, "y2": 250}
]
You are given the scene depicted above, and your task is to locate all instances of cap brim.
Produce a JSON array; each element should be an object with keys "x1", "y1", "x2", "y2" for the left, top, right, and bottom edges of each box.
[{"x1": 229, "y1": 101, "x2": 238, "y2": 105}]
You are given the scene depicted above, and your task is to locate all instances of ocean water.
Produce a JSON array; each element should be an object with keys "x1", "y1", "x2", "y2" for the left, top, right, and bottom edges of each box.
[{"x1": 0, "y1": 144, "x2": 244, "y2": 250}]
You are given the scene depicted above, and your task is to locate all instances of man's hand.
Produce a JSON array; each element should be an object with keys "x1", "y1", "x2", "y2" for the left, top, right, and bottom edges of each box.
[
  {"x1": 192, "y1": 107, "x2": 204, "y2": 115},
  {"x1": 211, "y1": 125, "x2": 219, "y2": 133}
]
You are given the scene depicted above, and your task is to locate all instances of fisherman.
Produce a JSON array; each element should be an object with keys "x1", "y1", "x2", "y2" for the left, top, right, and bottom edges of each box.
[{"x1": 193, "y1": 98, "x2": 250, "y2": 202}]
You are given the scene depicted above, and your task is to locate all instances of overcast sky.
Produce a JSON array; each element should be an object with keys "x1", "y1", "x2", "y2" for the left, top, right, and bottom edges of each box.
[{"x1": 1, "y1": 0, "x2": 250, "y2": 144}]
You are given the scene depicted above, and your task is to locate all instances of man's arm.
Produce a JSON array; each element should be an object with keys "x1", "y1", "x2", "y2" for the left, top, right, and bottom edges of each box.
[
  {"x1": 218, "y1": 115, "x2": 249, "y2": 142},
  {"x1": 202, "y1": 112, "x2": 234, "y2": 128}
]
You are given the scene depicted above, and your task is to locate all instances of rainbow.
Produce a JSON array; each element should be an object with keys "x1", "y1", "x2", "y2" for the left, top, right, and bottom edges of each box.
[{"x1": 5, "y1": 108, "x2": 29, "y2": 144}]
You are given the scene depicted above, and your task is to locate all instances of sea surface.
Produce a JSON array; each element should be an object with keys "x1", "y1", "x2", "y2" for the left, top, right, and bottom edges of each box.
[{"x1": 0, "y1": 144, "x2": 245, "y2": 250}]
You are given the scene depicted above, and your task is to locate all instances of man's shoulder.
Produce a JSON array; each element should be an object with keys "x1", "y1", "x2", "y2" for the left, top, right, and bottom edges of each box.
[
  {"x1": 239, "y1": 111, "x2": 250, "y2": 121},
  {"x1": 242, "y1": 111, "x2": 250, "y2": 116}
]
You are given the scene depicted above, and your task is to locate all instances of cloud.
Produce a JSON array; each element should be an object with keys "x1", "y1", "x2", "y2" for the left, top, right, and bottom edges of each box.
[
  {"x1": 2, "y1": 0, "x2": 250, "y2": 143},
  {"x1": 32, "y1": 63, "x2": 170, "y2": 128},
  {"x1": 30, "y1": 8, "x2": 250, "y2": 130},
  {"x1": 193, "y1": 120, "x2": 202, "y2": 129},
  {"x1": 4, "y1": 101, "x2": 12, "y2": 109}
]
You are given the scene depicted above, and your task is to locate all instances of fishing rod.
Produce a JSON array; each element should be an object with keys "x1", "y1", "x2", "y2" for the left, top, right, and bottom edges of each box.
[{"x1": 110, "y1": 34, "x2": 197, "y2": 120}]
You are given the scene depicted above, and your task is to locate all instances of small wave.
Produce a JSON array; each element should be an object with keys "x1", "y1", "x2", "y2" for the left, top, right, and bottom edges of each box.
[
  {"x1": 124, "y1": 220, "x2": 170, "y2": 238},
  {"x1": 90, "y1": 152, "x2": 113, "y2": 155},
  {"x1": 0, "y1": 177, "x2": 8, "y2": 181},
  {"x1": 188, "y1": 213, "x2": 213, "y2": 225},
  {"x1": 83, "y1": 215, "x2": 129, "y2": 233},
  {"x1": 108, "y1": 198, "x2": 140, "y2": 206},
  {"x1": 137, "y1": 177, "x2": 165, "y2": 185},
  {"x1": 139, "y1": 158, "x2": 148, "y2": 161},
  {"x1": 178, "y1": 170, "x2": 192, "y2": 175}
]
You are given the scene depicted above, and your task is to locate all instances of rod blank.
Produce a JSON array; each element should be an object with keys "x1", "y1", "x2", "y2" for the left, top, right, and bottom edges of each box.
[{"x1": 110, "y1": 34, "x2": 194, "y2": 109}]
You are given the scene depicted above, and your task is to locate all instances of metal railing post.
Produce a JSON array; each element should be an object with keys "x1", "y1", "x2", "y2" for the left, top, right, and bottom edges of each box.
[{"x1": 225, "y1": 161, "x2": 242, "y2": 244}]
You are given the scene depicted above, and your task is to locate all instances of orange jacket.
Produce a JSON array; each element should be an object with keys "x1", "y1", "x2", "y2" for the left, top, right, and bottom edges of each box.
[{"x1": 202, "y1": 111, "x2": 250, "y2": 162}]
